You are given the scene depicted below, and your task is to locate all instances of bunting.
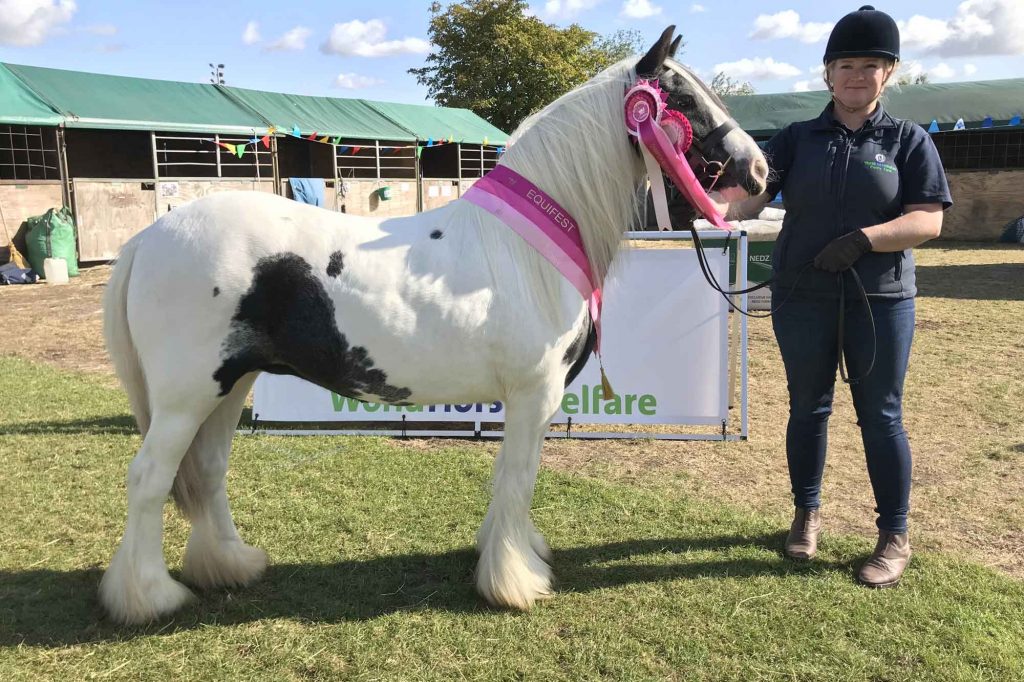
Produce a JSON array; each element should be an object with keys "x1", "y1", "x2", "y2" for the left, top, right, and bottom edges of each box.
[{"x1": 202, "y1": 122, "x2": 510, "y2": 161}]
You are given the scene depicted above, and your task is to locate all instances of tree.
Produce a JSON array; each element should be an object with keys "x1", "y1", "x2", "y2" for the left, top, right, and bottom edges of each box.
[
  {"x1": 709, "y1": 72, "x2": 755, "y2": 97},
  {"x1": 896, "y1": 72, "x2": 930, "y2": 86},
  {"x1": 409, "y1": 0, "x2": 646, "y2": 133}
]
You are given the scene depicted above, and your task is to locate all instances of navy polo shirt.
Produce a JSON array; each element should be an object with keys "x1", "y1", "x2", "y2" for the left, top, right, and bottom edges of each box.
[{"x1": 764, "y1": 102, "x2": 952, "y2": 299}]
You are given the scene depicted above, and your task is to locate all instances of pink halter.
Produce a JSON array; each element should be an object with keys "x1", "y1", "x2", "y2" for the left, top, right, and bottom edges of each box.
[{"x1": 624, "y1": 79, "x2": 732, "y2": 231}]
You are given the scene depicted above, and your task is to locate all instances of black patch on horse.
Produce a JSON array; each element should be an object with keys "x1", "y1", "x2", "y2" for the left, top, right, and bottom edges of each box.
[
  {"x1": 563, "y1": 316, "x2": 596, "y2": 387},
  {"x1": 212, "y1": 287, "x2": 220, "y2": 297},
  {"x1": 327, "y1": 251, "x2": 344, "y2": 278},
  {"x1": 213, "y1": 253, "x2": 412, "y2": 403},
  {"x1": 430, "y1": 230, "x2": 443, "y2": 240}
]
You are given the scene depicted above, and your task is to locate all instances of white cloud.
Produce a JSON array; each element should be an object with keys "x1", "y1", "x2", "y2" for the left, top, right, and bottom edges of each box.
[
  {"x1": 322, "y1": 19, "x2": 429, "y2": 57},
  {"x1": 621, "y1": 0, "x2": 660, "y2": 19},
  {"x1": 750, "y1": 10, "x2": 833, "y2": 44},
  {"x1": 963, "y1": 63, "x2": 978, "y2": 76},
  {"x1": 335, "y1": 72, "x2": 382, "y2": 89},
  {"x1": 791, "y1": 79, "x2": 819, "y2": 92},
  {"x1": 0, "y1": 0, "x2": 76, "y2": 46},
  {"x1": 242, "y1": 20, "x2": 260, "y2": 45},
  {"x1": 266, "y1": 26, "x2": 310, "y2": 51},
  {"x1": 900, "y1": 0, "x2": 1024, "y2": 57},
  {"x1": 543, "y1": 0, "x2": 601, "y2": 19},
  {"x1": 713, "y1": 57, "x2": 801, "y2": 80},
  {"x1": 898, "y1": 15, "x2": 951, "y2": 51},
  {"x1": 690, "y1": 3, "x2": 706, "y2": 12},
  {"x1": 899, "y1": 59, "x2": 965, "y2": 82}
]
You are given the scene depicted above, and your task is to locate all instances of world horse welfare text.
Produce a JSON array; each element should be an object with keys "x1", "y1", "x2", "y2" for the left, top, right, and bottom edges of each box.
[{"x1": 332, "y1": 384, "x2": 658, "y2": 416}]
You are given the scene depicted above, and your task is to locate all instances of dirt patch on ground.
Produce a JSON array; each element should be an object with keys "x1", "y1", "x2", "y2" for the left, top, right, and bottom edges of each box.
[
  {"x1": 3, "y1": 244, "x2": 1023, "y2": 578},
  {"x1": 1, "y1": 264, "x2": 114, "y2": 382}
]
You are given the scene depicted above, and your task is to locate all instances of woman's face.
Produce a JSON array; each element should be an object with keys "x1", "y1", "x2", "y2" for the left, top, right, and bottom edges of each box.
[{"x1": 828, "y1": 58, "x2": 893, "y2": 110}]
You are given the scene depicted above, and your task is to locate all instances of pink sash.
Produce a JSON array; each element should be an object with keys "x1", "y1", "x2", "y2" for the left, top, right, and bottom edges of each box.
[{"x1": 463, "y1": 165, "x2": 604, "y2": 354}]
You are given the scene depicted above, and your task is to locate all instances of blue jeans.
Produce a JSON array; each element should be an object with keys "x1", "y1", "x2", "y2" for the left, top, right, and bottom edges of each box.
[{"x1": 771, "y1": 293, "x2": 915, "y2": 534}]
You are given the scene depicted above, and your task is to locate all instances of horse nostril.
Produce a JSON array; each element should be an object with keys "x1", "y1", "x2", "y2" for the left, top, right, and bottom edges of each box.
[{"x1": 752, "y1": 157, "x2": 768, "y2": 182}]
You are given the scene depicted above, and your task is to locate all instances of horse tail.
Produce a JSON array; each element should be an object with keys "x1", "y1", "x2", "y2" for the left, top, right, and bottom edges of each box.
[{"x1": 103, "y1": 235, "x2": 151, "y2": 436}]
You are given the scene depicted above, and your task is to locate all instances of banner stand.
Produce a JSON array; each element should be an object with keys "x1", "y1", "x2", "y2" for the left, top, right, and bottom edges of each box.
[{"x1": 247, "y1": 231, "x2": 749, "y2": 441}]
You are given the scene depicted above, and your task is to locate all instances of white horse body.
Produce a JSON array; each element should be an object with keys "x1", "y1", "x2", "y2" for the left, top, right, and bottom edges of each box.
[
  {"x1": 99, "y1": 29, "x2": 767, "y2": 624},
  {"x1": 123, "y1": 192, "x2": 583, "y2": 408}
]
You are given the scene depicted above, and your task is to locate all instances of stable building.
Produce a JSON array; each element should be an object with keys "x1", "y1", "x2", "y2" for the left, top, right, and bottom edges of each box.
[{"x1": 0, "y1": 63, "x2": 508, "y2": 263}]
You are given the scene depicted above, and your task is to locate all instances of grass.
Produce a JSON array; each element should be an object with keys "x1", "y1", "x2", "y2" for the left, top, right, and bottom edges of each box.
[{"x1": 2, "y1": 356, "x2": 1024, "y2": 680}]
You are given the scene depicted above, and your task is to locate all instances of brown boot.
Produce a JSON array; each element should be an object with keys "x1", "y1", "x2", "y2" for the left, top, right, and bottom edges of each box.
[
  {"x1": 784, "y1": 507, "x2": 822, "y2": 560},
  {"x1": 857, "y1": 531, "x2": 911, "y2": 588}
]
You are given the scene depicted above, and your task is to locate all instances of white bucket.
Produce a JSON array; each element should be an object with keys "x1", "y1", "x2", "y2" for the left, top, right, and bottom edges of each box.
[{"x1": 43, "y1": 257, "x2": 69, "y2": 285}]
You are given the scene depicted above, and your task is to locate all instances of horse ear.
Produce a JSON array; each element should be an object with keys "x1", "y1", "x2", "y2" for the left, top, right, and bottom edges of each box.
[
  {"x1": 669, "y1": 35, "x2": 682, "y2": 58},
  {"x1": 635, "y1": 25, "x2": 676, "y2": 78}
]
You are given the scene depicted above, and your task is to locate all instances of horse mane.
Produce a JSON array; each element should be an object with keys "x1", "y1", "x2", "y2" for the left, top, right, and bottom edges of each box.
[
  {"x1": 499, "y1": 59, "x2": 644, "y2": 286},
  {"x1": 499, "y1": 56, "x2": 643, "y2": 284}
]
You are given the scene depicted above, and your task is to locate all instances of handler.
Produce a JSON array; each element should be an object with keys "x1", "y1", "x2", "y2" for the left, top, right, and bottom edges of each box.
[{"x1": 714, "y1": 6, "x2": 952, "y2": 587}]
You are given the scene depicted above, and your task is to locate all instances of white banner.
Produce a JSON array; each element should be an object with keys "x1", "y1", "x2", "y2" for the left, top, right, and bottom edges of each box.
[{"x1": 253, "y1": 247, "x2": 731, "y2": 427}]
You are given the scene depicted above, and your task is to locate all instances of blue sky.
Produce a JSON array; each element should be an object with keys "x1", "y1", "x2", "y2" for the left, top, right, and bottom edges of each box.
[{"x1": 2, "y1": 0, "x2": 1022, "y2": 107}]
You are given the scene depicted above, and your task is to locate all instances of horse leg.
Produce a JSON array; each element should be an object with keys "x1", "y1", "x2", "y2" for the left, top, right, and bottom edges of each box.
[
  {"x1": 180, "y1": 374, "x2": 268, "y2": 590},
  {"x1": 475, "y1": 382, "x2": 562, "y2": 609},
  {"x1": 99, "y1": 408, "x2": 208, "y2": 624}
]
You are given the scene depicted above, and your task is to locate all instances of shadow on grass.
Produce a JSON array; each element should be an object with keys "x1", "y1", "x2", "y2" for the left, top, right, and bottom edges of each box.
[
  {"x1": 0, "y1": 415, "x2": 137, "y2": 436},
  {"x1": 0, "y1": 532, "x2": 856, "y2": 648},
  {"x1": 916, "y1": 262, "x2": 1024, "y2": 300}
]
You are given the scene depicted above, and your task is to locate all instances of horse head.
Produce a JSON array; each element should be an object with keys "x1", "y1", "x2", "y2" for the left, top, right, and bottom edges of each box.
[{"x1": 635, "y1": 26, "x2": 769, "y2": 201}]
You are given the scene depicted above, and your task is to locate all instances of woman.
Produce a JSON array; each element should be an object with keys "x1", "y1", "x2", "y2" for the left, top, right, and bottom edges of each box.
[{"x1": 717, "y1": 6, "x2": 952, "y2": 587}]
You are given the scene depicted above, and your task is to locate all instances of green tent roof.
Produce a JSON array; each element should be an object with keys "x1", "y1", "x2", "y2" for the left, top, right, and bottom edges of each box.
[
  {"x1": 0, "y1": 63, "x2": 511, "y2": 144},
  {"x1": 725, "y1": 78, "x2": 1024, "y2": 136},
  {"x1": 220, "y1": 87, "x2": 415, "y2": 141},
  {"x1": 363, "y1": 100, "x2": 508, "y2": 145},
  {"x1": 0, "y1": 63, "x2": 62, "y2": 126},
  {"x1": 3, "y1": 63, "x2": 268, "y2": 134}
]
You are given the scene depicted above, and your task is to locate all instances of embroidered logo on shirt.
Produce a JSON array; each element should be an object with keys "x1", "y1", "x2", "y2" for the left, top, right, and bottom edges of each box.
[{"x1": 864, "y1": 158, "x2": 897, "y2": 174}]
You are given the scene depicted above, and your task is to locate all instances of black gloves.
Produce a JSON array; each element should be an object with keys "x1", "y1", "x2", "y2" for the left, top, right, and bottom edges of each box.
[{"x1": 813, "y1": 229, "x2": 872, "y2": 272}]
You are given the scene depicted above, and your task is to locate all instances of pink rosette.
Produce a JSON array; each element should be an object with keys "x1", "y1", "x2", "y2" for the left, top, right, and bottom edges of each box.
[
  {"x1": 624, "y1": 79, "x2": 666, "y2": 138},
  {"x1": 660, "y1": 109, "x2": 693, "y2": 154}
]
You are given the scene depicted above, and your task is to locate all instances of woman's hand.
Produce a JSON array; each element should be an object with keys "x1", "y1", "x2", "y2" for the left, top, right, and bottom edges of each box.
[{"x1": 813, "y1": 229, "x2": 873, "y2": 272}]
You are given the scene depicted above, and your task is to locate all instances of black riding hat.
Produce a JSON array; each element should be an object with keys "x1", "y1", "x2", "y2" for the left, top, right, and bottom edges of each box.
[{"x1": 823, "y1": 5, "x2": 900, "y2": 64}]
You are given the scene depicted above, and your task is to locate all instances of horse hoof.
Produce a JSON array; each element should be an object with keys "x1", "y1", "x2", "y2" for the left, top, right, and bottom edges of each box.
[
  {"x1": 182, "y1": 539, "x2": 268, "y2": 590},
  {"x1": 475, "y1": 541, "x2": 554, "y2": 610},
  {"x1": 99, "y1": 565, "x2": 194, "y2": 625}
]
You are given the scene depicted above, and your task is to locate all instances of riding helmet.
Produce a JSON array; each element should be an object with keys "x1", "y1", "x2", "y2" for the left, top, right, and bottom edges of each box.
[{"x1": 823, "y1": 5, "x2": 900, "y2": 64}]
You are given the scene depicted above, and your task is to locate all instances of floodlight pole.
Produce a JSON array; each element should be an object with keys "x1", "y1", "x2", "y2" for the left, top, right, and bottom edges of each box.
[{"x1": 209, "y1": 62, "x2": 225, "y2": 85}]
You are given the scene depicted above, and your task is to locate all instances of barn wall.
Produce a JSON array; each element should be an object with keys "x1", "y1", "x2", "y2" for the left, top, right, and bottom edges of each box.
[
  {"x1": 338, "y1": 179, "x2": 418, "y2": 217},
  {"x1": 942, "y1": 170, "x2": 1024, "y2": 240},
  {"x1": 0, "y1": 181, "x2": 64, "y2": 262},
  {"x1": 156, "y1": 179, "x2": 275, "y2": 217},
  {"x1": 73, "y1": 179, "x2": 278, "y2": 262},
  {"x1": 421, "y1": 179, "x2": 460, "y2": 211}
]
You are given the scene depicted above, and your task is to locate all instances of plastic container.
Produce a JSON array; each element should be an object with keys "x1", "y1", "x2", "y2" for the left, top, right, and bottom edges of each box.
[{"x1": 43, "y1": 257, "x2": 69, "y2": 285}]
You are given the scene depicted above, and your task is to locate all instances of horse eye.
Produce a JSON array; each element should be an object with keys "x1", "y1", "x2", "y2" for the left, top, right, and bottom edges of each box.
[{"x1": 675, "y1": 94, "x2": 696, "y2": 109}]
